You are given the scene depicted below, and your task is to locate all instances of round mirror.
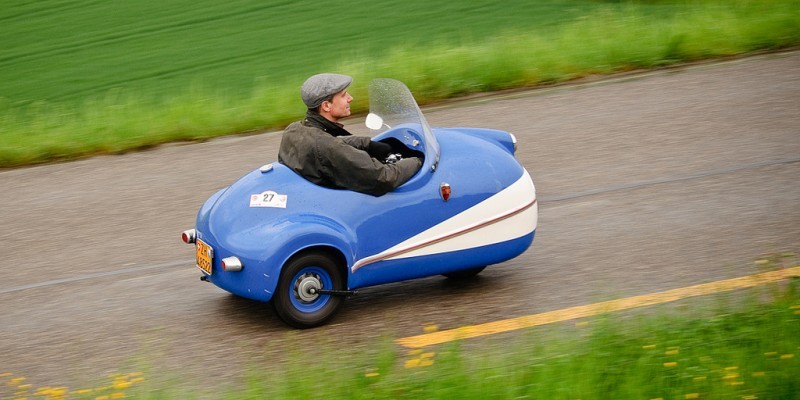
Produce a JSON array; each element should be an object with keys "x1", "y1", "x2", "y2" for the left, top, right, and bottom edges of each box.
[{"x1": 365, "y1": 113, "x2": 385, "y2": 130}]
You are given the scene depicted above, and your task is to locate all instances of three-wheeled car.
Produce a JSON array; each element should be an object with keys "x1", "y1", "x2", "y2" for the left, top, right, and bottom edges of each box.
[{"x1": 182, "y1": 78, "x2": 537, "y2": 328}]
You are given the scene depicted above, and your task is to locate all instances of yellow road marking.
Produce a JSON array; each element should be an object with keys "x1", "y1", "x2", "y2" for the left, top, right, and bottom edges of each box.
[{"x1": 396, "y1": 266, "x2": 800, "y2": 349}]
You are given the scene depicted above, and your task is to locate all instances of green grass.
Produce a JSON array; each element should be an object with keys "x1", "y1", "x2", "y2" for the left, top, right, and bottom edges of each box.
[
  {"x1": 1, "y1": 0, "x2": 799, "y2": 168},
  {"x1": 1, "y1": 267, "x2": 797, "y2": 398}
]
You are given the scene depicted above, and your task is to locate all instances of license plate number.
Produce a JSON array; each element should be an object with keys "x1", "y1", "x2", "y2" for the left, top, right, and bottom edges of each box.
[{"x1": 196, "y1": 239, "x2": 213, "y2": 275}]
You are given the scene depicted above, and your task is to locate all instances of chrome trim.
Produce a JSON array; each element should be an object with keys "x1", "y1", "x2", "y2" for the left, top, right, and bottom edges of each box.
[
  {"x1": 510, "y1": 133, "x2": 518, "y2": 153},
  {"x1": 181, "y1": 229, "x2": 196, "y2": 244}
]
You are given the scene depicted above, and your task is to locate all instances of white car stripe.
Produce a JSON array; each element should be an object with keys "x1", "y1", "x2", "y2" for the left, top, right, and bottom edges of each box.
[{"x1": 352, "y1": 169, "x2": 537, "y2": 272}]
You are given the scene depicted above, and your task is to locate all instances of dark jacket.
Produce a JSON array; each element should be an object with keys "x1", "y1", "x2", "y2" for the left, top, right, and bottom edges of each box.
[{"x1": 278, "y1": 112, "x2": 422, "y2": 196}]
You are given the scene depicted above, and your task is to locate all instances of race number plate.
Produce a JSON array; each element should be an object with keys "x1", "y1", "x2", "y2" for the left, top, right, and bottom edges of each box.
[
  {"x1": 196, "y1": 239, "x2": 213, "y2": 275},
  {"x1": 250, "y1": 191, "x2": 287, "y2": 208}
]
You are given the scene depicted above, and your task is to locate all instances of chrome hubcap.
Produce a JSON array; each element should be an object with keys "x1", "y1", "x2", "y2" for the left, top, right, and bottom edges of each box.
[{"x1": 294, "y1": 272, "x2": 322, "y2": 303}]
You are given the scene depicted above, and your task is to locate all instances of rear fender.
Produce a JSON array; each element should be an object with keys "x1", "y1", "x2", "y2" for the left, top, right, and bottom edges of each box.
[{"x1": 258, "y1": 216, "x2": 355, "y2": 297}]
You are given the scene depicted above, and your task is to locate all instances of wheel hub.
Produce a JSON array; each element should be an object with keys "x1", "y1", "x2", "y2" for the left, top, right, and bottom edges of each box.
[{"x1": 294, "y1": 272, "x2": 322, "y2": 303}]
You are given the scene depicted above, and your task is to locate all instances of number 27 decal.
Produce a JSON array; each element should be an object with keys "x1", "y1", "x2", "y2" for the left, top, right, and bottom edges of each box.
[{"x1": 249, "y1": 191, "x2": 288, "y2": 208}]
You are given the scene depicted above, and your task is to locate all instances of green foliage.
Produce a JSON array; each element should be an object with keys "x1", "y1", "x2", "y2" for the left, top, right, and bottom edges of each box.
[{"x1": 1, "y1": 0, "x2": 799, "y2": 168}]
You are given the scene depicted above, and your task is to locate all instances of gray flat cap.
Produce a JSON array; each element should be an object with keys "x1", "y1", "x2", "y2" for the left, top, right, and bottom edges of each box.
[{"x1": 301, "y1": 73, "x2": 352, "y2": 108}]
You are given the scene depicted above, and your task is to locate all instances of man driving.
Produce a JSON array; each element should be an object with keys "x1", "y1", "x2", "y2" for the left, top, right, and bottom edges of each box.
[{"x1": 278, "y1": 73, "x2": 422, "y2": 196}]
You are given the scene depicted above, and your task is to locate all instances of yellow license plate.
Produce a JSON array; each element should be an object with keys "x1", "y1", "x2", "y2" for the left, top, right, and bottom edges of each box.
[{"x1": 196, "y1": 239, "x2": 213, "y2": 275}]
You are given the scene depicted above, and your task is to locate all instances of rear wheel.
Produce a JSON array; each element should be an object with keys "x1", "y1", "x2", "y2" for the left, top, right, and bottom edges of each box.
[
  {"x1": 442, "y1": 266, "x2": 486, "y2": 280},
  {"x1": 273, "y1": 252, "x2": 345, "y2": 328}
]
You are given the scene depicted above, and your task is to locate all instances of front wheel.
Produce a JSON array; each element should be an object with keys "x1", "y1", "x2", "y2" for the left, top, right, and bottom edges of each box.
[{"x1": 273, "y1": 252, "x2": 345, "y2": 328}]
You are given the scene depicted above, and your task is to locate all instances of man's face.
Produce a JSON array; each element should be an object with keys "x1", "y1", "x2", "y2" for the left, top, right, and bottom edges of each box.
[{"x1": 323, "y1": 90, "x2": 352, "y2": 121}]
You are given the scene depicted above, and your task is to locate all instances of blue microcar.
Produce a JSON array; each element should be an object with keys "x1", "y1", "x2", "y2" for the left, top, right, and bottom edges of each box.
[{"x1": 182, "y1": 78, "x2": 537, "y2": 328}]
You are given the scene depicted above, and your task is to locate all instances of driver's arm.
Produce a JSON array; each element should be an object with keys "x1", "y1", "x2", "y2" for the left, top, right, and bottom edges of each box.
[
  {"x1": 339, "y1": 136, "x2": 392, "y2": 160},
  {"x1": 323, "y1": 139, "x2": 421, "y2": 196}
]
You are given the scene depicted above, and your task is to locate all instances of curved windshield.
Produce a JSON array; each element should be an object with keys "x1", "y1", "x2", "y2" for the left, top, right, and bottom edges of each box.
[{"x1": 367, "y1": 79, "x2": 440, "y2": 172}]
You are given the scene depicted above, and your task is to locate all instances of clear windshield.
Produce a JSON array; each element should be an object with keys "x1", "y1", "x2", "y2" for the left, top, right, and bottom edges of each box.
[{"x1": 367, "y1": 78, "x2": 440, "y2": 171}]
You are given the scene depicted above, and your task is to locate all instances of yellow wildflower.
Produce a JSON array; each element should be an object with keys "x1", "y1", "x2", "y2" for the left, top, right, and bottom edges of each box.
[
  {"x1": 112, "y1": 380, "x2": 132, "y2": 390},
  {"x1": 110, "y1": 392, "x2": 125, "y2": 399},
  {"x1": 642, "y1": 344, "x2": 656, "y2": 350},
  {"x1": 404, "y1": 359, "x2": 421, "y2": 369},
  {"x1": 45, "y1": 387, "x2": 68, "y2": 396},
  {"x1": 685, "y1": 393, "x2": 699, "y2": 399},
  {"x1": 663, "y1": 362, "x2": 678, "y2": 368},
  {"x1": 365, "y1": 372, "x2": 380, "y2": 378},
  {"x1": 9, "y1": 377, "x2": 26, "y2": 385},
  {"x1": 780, "y1": 354, "x2": 794, "y2": 359},
  {"x1": 693, "y1": 376, "x2": 707, "y2": 382}
]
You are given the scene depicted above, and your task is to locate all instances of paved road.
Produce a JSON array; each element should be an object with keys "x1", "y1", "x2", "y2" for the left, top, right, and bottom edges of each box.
[{"x1": 1, "y1": 51, "x2": 798, "y2": 392}]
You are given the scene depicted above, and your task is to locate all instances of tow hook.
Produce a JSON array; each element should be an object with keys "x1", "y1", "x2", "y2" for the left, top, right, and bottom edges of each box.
[
  {"x1": 200, "y1": 275, "x2": 209, "y2": 282},
  {"x1": 309, "y1": 288, "x2": 358, "y2": 296}
]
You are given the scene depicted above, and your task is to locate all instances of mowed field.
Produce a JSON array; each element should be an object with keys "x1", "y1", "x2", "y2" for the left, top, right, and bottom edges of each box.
[{"x1": 2, "y1": 0, "x2": 593, "y2": 105}]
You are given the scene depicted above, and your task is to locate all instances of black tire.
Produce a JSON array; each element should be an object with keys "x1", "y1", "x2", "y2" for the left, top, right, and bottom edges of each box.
[
  {"x1": 273, "y1": 251, "x2": 345, "y2": 328},
  {"x1": 442, "y1": 266, "x2": 486, "y2": 280}
]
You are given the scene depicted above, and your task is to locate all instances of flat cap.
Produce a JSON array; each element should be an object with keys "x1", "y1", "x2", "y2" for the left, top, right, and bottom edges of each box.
[{"x1": 301, "y1": 73, "x2": 352, "y2": 108}]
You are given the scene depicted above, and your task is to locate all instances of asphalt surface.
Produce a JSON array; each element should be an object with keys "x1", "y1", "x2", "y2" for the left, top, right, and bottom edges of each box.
[{"x1": 1, "y1": 51, "x2": 799, "y2": 393}]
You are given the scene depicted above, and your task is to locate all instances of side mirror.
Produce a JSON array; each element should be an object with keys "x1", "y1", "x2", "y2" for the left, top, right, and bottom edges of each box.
[{"x1": 365, "y1": 113, "x2": 388, "y2": 130}]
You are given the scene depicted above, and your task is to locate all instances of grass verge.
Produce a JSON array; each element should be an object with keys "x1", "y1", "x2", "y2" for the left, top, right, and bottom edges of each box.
[
  {"x1": 214, "y1": 278, "x2": 799, "y2": 399},
  {"x1": 5, "y1": 270, "x2": 795, "y2": 399},
  {"x1": 1, "y1": 0, "x2": 799, "y2": 168}
]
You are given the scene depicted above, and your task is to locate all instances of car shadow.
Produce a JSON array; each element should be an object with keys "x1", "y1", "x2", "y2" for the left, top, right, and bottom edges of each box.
[{"x1": 208, "y1": 266, "x2": 516, "y2": 331}]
